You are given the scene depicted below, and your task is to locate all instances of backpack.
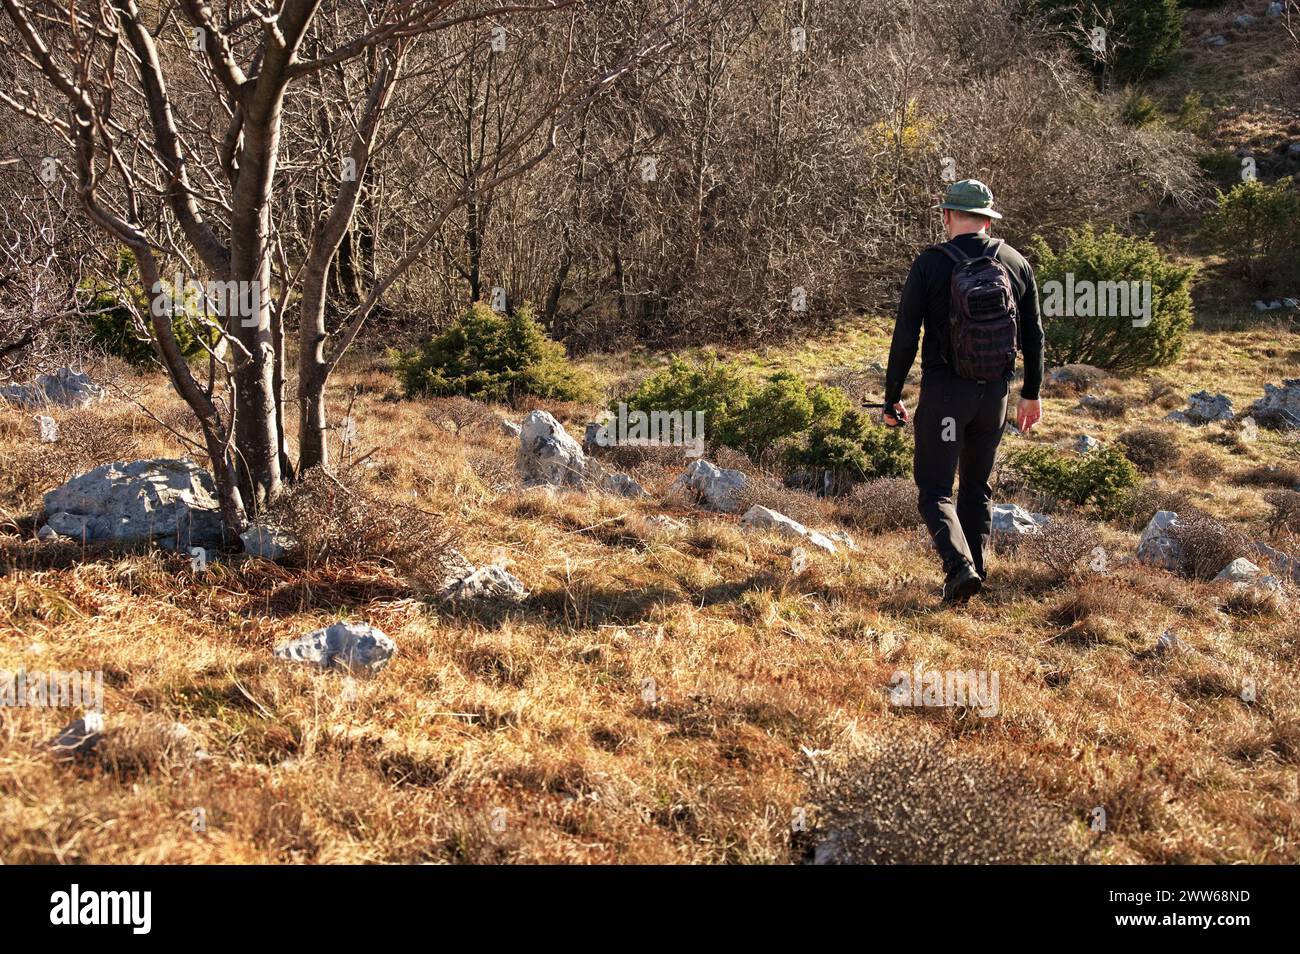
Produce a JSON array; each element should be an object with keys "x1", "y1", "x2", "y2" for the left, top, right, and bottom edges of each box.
[{"x1": 929, "y1": 239, "x2": 1019, "y2": 382}]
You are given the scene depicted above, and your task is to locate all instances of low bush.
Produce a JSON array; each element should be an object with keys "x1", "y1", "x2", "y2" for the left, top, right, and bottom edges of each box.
[
  {"x1": 621, "y1": 356, "x2": 911, "y2": 488},
  {"x1": 1045, "y1": 363, "x2": 1109, "y2": 394},
  {"x1": 1184, "y1": 450, "x2": 1224, "y2": 481},
  {"x1": 1117, "y1": 427, "x2": 1180, "y2": 474},
  {"x1": 1115, "y1": 480, "x2": 1191, "y2": 531},
  {"x1": 1007, "y1": 445, "x2": 1140, "y2": 518},
  {"x1": 268, "y1": 468, "x2": 459, "y2": 593},
  {"x1": 1169, "y1": 508, "x2": 1251, "y2": 581},
  {"x1": 1032, "y1": 225, "x2": 1196, "y2": 373},
  {"x1": 395, "y1": 302, "x2": 596, "y2": 404},
  {"x1": 1203, "y1": 177, "x2": 1300, "y2": 292},
  {"x1": 837, "y1": 477, "x2": 922, "y2": 532},
  {"x1": 79, "y1": 250, "x2": 213, "y2": 367},
  {"x1": 1020, "y1": 514, "x2": 1104, "y2": 578},
  {"x1": 812, "y1": 733, "x2": 1078, "y2": 864},
  {"x1": 1120, "y1": 90, "x2": 1161, "y2": 127},
  {"x1": 1233, "y1": 463, "x2": 1300, "y2": 489},
  {"x1": 1262, "y1": 489, "x2": 1300, "y2": 540}
]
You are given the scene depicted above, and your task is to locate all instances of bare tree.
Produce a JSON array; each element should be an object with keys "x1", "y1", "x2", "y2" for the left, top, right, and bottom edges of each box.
[
  {"x1": 0, "y1": 0, "x2": 701, "y2": 535},
  {"x1": 0, "y1": 161, "x2": 86, "y2": 375}
]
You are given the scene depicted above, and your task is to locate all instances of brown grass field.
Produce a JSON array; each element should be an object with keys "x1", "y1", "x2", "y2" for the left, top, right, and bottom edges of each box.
[
  {"x1": 1, "y1": 0, "x2": 1298, "y2": 867},
  {"x1": 0, "y1": 317, "x2": 1297, "y2": 864}
]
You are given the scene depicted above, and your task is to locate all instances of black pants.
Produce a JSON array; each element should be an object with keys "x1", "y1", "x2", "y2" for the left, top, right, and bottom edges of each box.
[{"x1": 912, "y1": 368, "x2": 1009, "y2": 577}]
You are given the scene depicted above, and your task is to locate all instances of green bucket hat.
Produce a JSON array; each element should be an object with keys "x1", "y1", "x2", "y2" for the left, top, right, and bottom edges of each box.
[{"x1": 936, "y1": 178, "x2": 1002, "y2": 220}]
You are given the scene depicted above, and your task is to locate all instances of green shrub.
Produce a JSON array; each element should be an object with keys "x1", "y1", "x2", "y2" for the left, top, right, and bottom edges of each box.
[
  {"x1": 1031, "y1": 225, "x2": 1196, "y2": 373},
  {"x1": 1033, "y1": 0, "x2": 1182, "y2": 81},
  {"x1": 396, "y1": 302, "x2": 595, "y2": 404},
  {"x1": 790, "y1": 396, "x2": 912, "y2": 482},
  {"x1": 622, "y1": 354, "x2": 752, "y2": 448},
  {"x1": 1119, "y1": 89, "x2": 1161, "y2": 127},
  {"x1": 1173, "y1": 91, "x2": 1211, "y2": 136},
  {"x1": 1007, "y1": 445, "x2": 1139, "y2": 517},
  {"x1": 620, "y1": 356, "x2": 911, "y2": 486},
  {"x1": 1202, "y1": 177, "x2": 1300, "y2": 291},
  {"x1": 78, "y1": 249, "x2": 212, "y2": 366}
]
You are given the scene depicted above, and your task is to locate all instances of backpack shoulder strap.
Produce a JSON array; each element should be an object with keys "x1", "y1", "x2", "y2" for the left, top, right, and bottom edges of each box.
[
  {"x1": 983, "y1": 237, "x2": 1004, "y2": 260},
  {"x1": 926, "y1": 242, "x2": 964, "y2": 264}
]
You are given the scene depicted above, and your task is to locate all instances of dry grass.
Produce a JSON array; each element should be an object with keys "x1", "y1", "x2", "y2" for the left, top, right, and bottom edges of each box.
[{"x1": 0, "y1": 322, "x2": 1298, "y2": 865}]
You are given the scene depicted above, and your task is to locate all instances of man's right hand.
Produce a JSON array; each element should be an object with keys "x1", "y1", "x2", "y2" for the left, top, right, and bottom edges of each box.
[
  {"x1": 883, "y1": 401, "x2": 908, "y2": 427},
  {"x1": 1016, "y1": 397, "x2": 1042, "y2": 433}
]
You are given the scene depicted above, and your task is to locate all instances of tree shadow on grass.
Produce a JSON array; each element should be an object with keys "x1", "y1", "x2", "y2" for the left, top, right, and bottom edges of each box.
[
  {"x1": 439, "y1": 570, "x2": 798, "y2": 631},
  {"x1": 443, "y1": 583, "x2": 683, "y2": 630}
]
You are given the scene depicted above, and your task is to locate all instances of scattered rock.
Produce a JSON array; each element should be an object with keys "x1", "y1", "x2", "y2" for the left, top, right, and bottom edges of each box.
[
  {"x1": 241, "y1": 523, "x2": 296, "y2": 560},
  {"x1": 515, "y1": 409, "x2": 642, "y2": 497},
  {"x1": 1248, "y1": 379, "x2": 1300, "y2": 430},
  {"x1": 1137, "y1": 510, "x2": 1182, "y2": 571},
  {"x1": 644, "y1": 515, "x2": 688, "y2": 533},
  {"x1": 740, "y1": 505, "x2": 837, "y2": 554},
  {"x1": 42, "y1": 458, "x2": 226, "y2": 550},
  {"x1": 165, "y1": 721, "x2": 210, "y2": 763},
  {"x1": 1205, "y1": 34, "x2": 1228, "y2": 47},
  {"x1": 516, "y1": 410, "x2": 591, "y2": 489},
  {"x1": 1238, "y1": 416, "x2": 1259, "y2": 443},
  {"x1": 1155, "y1": 629, "x2": 1182, "y2": 655},
  {"x1": 50, "y1": 712, "x2": 104, "y2": 759},
  {"x1": 438, "y1": 547, "x2": 476, "y2": 582},
  {"x1": 1288, "y1": 142, "x2": 1300, "y2": 157},
  {"x1": 600, "y1": 472, "x2": 648, "y2": 499},
  {"x1": 1215, "y1": 558, "x2": 1261, "y2": 583},
  {"x1": 1178, "y1": 390, "x2": 1235, "y2": 425},
  {"x1": 673, "y1": 459, "x2": 747, "y2": 513},
  {"x1": 1214, "y1": 560, "x2": 1283, "y2": 596},
  {"x1": 990, "y1": 503, "x2": 1046, "y2": 543},
  {"x1": 36, "y1": 524, "x2": 60, "y2": 542},
  {"x1": 1, "y1": 367, "x2": 104, "y2": 409},
  {"x1": 274, "y1": 621, "x2": 396, "y2": 674},
  {"x1": 34, "y1": 414, "x2": 59, "y2": 442},
  {"x1": 1255, "y1": 542, "x2": 1300, "y2": 584},
  {"x1": 1232, "y1": 13, "x2": 1256, "y2": 28},
  {"x1": 1269, "y1": 2, "x2": 1285, "y2": 17},
  {"x1": 1046, "y1": 364, "x2": 1107, "y2": 392},
  {"x1": 441, "y1": 563, "x2": 528, "y2": 602},
  {"x1": 498, "y1": 416, "x2": 521, "y2": 438},
  {"x1": 827, "y1": 529, "x2": 860, "y2": 552},
  {"x1": 1073, "y1": 434, "x2": 1101, "y2": 454}
]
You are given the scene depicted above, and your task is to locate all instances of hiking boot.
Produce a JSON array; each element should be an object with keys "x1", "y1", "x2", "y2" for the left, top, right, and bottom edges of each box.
[{"x1": 942, "y1": 563, "x2": 983, "y2": 604}]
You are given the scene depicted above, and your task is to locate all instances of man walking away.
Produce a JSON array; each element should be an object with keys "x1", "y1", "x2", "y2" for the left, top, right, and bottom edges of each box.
[{"x1": 882, "y1": 179, "x2": 1045, "y2": 604}]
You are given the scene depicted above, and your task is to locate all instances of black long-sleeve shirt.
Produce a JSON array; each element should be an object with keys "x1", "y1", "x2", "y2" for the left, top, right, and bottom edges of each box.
[{"x1": 883, "y1": 232, "x2": 1044, "y2": 406}]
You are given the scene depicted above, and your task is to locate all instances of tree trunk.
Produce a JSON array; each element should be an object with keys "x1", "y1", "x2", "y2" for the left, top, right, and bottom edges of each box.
[{"x1": 227, "y1": 112, "x2": 285, "y2": 513}]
